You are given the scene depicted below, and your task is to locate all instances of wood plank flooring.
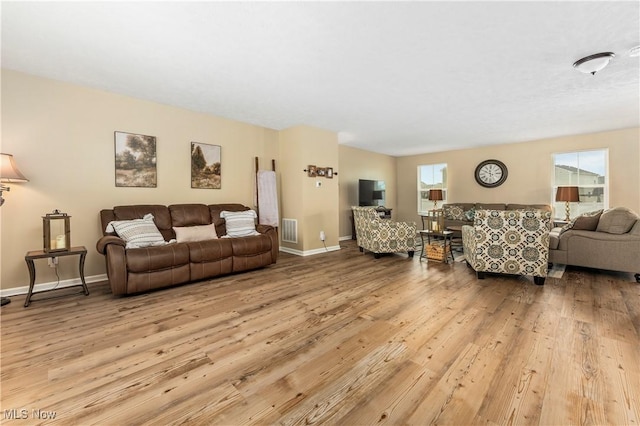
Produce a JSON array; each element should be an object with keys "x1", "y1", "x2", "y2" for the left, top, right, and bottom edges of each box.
[{"x1": 1, "y1": 240, "x2": 639, "y2": 425}]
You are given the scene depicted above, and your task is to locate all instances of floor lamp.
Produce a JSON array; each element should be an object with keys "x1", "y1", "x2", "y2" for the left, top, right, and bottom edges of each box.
[
  {"x1": 1, "y1": 153, "x2": 29, "y2": 307},
  {"x1": 555, "y1": 186, "x2": 580, "y2": 222}
]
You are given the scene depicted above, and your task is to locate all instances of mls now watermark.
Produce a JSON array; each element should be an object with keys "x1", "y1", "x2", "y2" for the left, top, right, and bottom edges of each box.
[{"x1": 3, "y1": 408, "x2": 57, "y2": 420}]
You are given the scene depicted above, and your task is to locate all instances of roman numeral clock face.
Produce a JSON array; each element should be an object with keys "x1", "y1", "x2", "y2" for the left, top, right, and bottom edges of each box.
[{"x1": 474, "y1": 160, "x2": 508, "y2": 188}]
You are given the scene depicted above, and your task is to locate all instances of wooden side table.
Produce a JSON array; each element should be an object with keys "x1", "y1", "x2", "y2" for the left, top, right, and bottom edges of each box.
[
  {"x1": 419, "y1": 230, "x2": 454, "y2": 263},
  {"x1": 24, "y1": 246, "x2": 90, "y2": 307}
]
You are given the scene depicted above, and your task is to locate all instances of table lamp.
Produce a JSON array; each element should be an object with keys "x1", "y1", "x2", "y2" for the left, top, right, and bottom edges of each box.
[
  {"x1": 555, "y1": 186, "x2": 580, "y2": 221},
  {"x1": 428, "y1": 189, "x2": 443, "y2": 209}
]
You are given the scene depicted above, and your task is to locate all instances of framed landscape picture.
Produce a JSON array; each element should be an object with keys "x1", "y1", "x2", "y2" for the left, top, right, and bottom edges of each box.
[
  {"x1": 191, "y1": 142, "x2": 221, "y2": 189},
  {"x1": 114, "y1": 131, "x2": 157, "y2": 187}
]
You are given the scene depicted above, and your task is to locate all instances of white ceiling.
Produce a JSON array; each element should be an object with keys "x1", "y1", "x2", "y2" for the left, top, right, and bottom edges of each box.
[{"x1": 2, "y1": 1, "x2": 639, "y2": 157}]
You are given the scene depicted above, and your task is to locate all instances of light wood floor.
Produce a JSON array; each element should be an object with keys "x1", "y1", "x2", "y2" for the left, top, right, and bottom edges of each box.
[{"x1": 1, "y1": 240, "x2": 639, "y2": 425}]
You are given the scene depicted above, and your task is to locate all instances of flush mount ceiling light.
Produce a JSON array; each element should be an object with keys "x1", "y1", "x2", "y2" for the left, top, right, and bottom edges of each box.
[{"x1": 573, "y1": 52, "x2": 615, "y2": 75}]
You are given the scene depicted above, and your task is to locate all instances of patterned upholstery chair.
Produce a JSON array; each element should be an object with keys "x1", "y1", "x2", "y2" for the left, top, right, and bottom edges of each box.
[
  {"x1": 351, "y1": 207, "x2": 417, "y2": 259},
  {"x1": 462, "y1": 209, "x2": 551, "y2": 285}
]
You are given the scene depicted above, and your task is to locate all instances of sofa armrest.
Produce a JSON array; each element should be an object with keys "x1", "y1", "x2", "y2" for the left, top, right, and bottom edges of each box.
[
  {"x1": 96, "y1": 235, "x2": 126, "y2": 255},
  {"x1": 256, "y1": 224, "x2": 279, "y2": 262},
  {"x1": 557, "y1": 229, "x2": 640, "y2": 251},
  {"x1": 95, "y1": 238, "x2": 128, "y2": 296}
]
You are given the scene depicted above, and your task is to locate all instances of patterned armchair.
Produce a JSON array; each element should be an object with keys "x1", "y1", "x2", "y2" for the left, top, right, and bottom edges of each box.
[
  {"x1": 352, "y1": 207, "x2": 417, "y2": 259},
  {"x1": 462, "y1": 209, "x2": 551, "y2": 285}
]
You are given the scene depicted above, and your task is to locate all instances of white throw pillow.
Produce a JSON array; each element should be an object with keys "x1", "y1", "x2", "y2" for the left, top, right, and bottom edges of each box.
[
  {"x1": 173, "y1": 223, "x2": 218, "y2": 242},
  {"x1": 220, "y1": 210, "x2": 260, "y2": 237},
  {"x1": 106, "y1": 213, "x2": 168, "y2": 249}
]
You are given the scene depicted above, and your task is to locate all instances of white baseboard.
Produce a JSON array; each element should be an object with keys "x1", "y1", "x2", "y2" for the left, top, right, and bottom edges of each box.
[
  {"x1": 280, "y1": 245, "x2": 341, "y2": 256},
  {"x1": 339, "y1": 235, "x2": 353, "y2": 241},
  {"x1": 1, "y1": 274, "x2": 108, "y2": 297}
]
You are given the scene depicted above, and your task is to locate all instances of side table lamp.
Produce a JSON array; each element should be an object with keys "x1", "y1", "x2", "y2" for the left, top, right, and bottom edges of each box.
[
  {"x1": 428, "y1": 189, "x2": 443, "y2": 210},
  {"x1": 555, "y1": 186, "x2": 580, "y2": 222},
  {"x1": 0, "y1": 153, "x2": 29, "y2": 306}
]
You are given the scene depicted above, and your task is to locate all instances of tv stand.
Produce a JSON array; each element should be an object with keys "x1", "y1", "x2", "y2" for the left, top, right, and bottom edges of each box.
[{"x1": 375, "y1": 207, "x2": 392, "y2": 219}]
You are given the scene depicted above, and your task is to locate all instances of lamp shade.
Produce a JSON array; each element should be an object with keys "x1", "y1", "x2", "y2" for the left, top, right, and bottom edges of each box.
[
  {"x1": 0, "y1": 153, "x2": 29, "y2": 182},
  {"x1": 428, "y1": 189, "x2": 443, "y2": 201},
  {"x1": 555, "y1": 186, "x2": 580, "y2": 202}
]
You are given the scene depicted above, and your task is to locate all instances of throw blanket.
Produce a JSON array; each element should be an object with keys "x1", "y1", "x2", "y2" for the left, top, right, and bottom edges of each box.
[{"x1": 257, "y1": 170, "x2": 279, "y2": 227}]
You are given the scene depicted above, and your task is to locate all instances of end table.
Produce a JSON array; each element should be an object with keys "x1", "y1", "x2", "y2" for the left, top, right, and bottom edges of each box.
[{"x1": 24, "y1": 246, "x2": 90, "y2": 307}]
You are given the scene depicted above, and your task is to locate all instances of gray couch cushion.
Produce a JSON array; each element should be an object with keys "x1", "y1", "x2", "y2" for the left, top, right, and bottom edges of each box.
[{"x1": 596, "y1": 207, "x2": 639, "y2": 234}]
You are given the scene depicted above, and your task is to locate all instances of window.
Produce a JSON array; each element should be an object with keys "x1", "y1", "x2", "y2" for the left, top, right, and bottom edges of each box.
[
  {"x1": 553, "y1": 149, "x2": 608, "y2": 219},
  {"x1": 418, "y1": 163, "x2": 447, "y2": 213}
]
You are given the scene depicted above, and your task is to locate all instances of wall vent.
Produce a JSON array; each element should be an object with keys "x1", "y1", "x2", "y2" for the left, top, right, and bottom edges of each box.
[{"x1": 281, "y1": 218, "x2": 298, "y2": 243}]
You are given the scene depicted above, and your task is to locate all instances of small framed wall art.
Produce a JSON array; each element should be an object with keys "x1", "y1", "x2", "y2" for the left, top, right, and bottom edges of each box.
[
  {"x1": 307, "y1": 165, "x2": 317, "y2": 177},
  {"x1": 191, "y1": 142, "x2": 221, "y2": 189},
  {"x1": 114, "y1": 131, "x2": 157, "y2": 187}
]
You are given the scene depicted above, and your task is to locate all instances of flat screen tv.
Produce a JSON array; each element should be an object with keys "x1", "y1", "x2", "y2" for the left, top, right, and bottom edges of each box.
[{"x1": 359, "y1": 179, "x2": 386, "y2": 207}]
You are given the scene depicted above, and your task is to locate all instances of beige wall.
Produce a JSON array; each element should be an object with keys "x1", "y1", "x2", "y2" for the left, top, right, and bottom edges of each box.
[
  {"x1": 395, "y1": 128, "x2": 640, "y2": 223},
  {"x1": 1, "y1": 70, "x2": 280, "y2": 291},
  {"x1": 279, "y1": 125, "x2": 339, "y2": 252},
  {"x1": 338, "y1": 146, "x2": 397, "y2": 239}
]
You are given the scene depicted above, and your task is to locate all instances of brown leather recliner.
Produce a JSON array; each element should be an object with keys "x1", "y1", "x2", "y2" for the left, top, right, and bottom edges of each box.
[{"x1": 97, "y1": 203, "x2": 278, "y2": 296}]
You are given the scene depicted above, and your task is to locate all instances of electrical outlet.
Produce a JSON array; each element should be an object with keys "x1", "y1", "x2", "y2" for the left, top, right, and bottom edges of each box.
[
  {"x1": 320, "y1": 231, "x2": 325, "y2": 241},
  {"x1": 48, "y1": 257, "x2": 59, "y2": 268}
]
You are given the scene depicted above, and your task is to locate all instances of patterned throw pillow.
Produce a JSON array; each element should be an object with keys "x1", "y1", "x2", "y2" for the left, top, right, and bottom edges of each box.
[
  {"x1": 106, "y1": 213, "x2": 168, "y2": 249},
  {"x1": 464, "y1": 208, "x2": 476, "y2": 221},
  {"x1": 221, "y1": 210, "x2": 260, "y2": 237},
  {"x1": 444, "y1": 205, "x2": 465, "y2": 221},
  {"x1": 173, "y1": 223, "x2": 218, "y2": 242}
]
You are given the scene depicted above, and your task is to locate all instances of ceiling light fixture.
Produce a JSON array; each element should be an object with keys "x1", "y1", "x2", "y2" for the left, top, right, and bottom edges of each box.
[
  {"x1": 573, "y1": 52, "x2": 615, "y2": 75},
  {"x1": 629, "y1": 46, "x2": 640, "y2": 58}
]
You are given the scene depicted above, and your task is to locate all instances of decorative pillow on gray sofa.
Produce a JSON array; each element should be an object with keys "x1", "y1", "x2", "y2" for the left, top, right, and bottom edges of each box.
[
  {"x1": 596, "y1": 207, "x2": 639, "y2": 234},
  {"x1": 561, "y1": 209, "x2": 603, "y2": 233},
  {"x1": 444, "y1": 205, "x2": 465, "y2": 221}
]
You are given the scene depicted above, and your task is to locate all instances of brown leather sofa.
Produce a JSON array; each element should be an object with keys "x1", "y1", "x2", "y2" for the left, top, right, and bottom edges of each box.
[{"x1": 97, "y1": 203, "x2": 278, "y2": 295}]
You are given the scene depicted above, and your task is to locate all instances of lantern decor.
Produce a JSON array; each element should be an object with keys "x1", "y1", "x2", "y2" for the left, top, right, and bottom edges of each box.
[
  {"x1": 424, "y1": 209, "x2": 445, "y2": 233},
  {"x1": 43, "y1": 210, "x2": 71, "y2": 253}
]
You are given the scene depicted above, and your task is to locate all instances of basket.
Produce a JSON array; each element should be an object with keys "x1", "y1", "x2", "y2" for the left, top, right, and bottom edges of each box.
[{"x1": 425, "y1": 241, "x2": 451, "y2": 261}]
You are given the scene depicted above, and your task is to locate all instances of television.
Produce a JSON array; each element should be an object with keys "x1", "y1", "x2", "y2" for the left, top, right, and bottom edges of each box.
[{"x1": 358, "y1": 179, "x2": 386, "y2": 207}]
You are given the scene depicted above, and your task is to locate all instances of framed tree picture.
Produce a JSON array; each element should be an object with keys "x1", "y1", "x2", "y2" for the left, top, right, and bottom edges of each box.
[
  {"x1": 191, "y1": 142, "x2": 221, "y2": 189},
  {"x1": 114, "y1": 131, "x2": 157, "y2": 187}
]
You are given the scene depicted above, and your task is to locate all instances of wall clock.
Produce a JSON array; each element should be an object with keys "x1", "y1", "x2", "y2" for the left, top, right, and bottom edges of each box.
[{"x1": 474, "y1": 159, "x2": 508, "y2": 188}]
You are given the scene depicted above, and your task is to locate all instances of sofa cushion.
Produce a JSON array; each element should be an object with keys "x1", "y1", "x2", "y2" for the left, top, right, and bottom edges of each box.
[
  {"x1": 126, "y1": 243, "x2": 190, "y2": 273},
  {"x1": 220, "y1": 209, "x2": 261, "y2": 237},
  {"x1": 173, "y1": 223, "x2": 218, "y2": 243},
  {"x1": 106, "y1": 214, "x2": 169, "y2": 249},
  {"x1": 596, "y1": 207, "x2": 639, "y2": 234},
  {"x1": 476, "y1": 203, "x2": 506, "y2": 211},
  {"x1": 169, "y1": 204, "x2": 211, "y2": 227}
]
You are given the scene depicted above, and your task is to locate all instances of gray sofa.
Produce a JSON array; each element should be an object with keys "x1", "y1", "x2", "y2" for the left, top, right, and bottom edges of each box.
[
  {"x1": 549, "y1": 207, "x2": 640, "y2": 282},
  {"x1": 442, "y1": 203, "x2": 551, "y2": 237}
]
